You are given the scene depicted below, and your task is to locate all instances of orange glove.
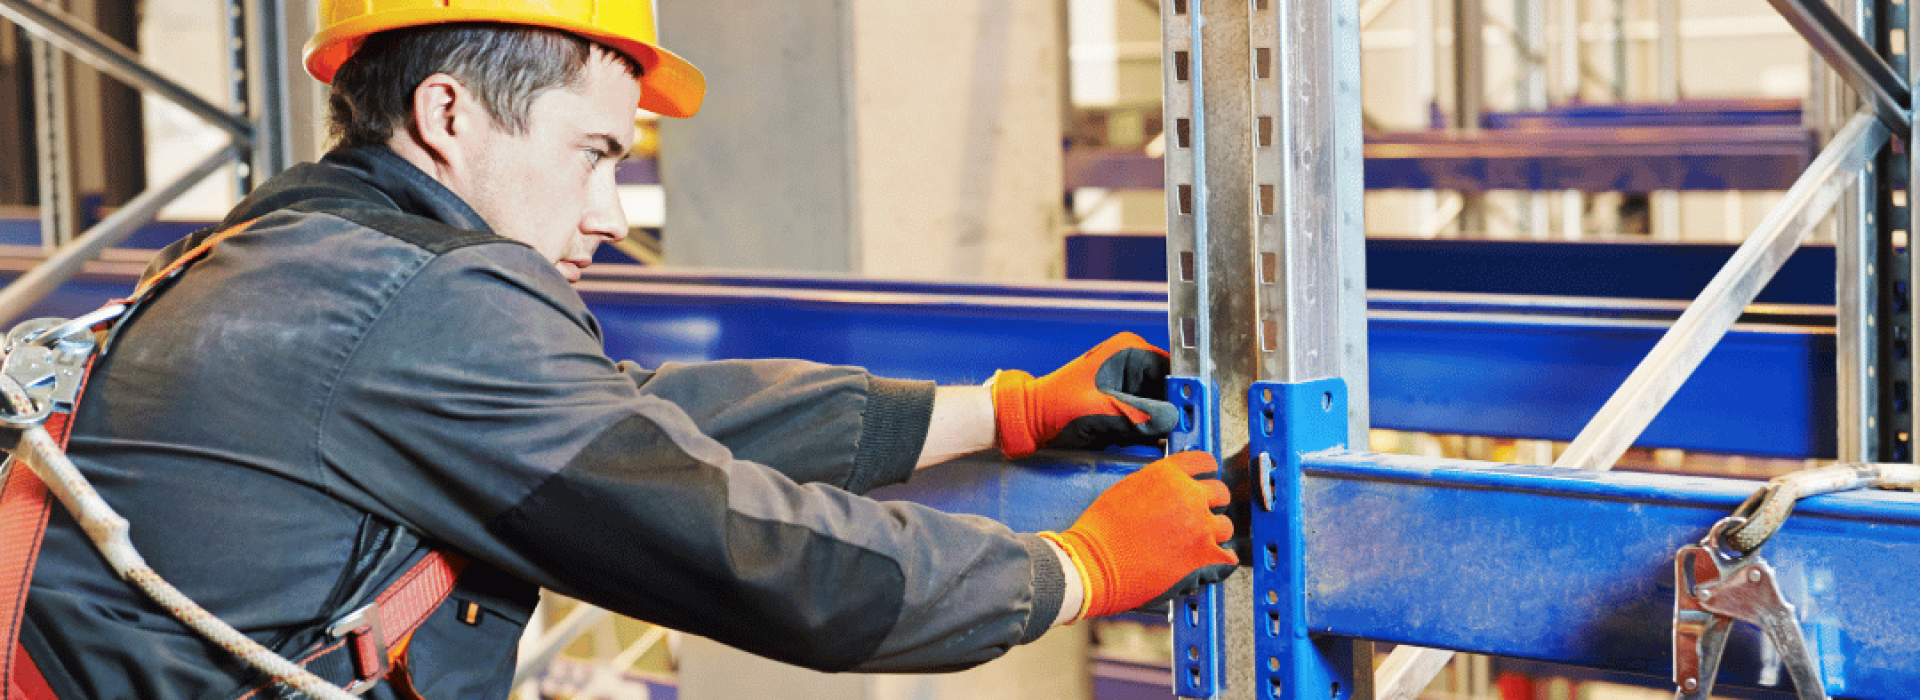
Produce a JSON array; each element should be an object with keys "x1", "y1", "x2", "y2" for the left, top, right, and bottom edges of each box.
[
  {"x1": 992, "y1": 332, "x2": 1178, "y2": 458},
  {"x1": 1039, "y1": 451, "x2": 1238, "y2": 620}
]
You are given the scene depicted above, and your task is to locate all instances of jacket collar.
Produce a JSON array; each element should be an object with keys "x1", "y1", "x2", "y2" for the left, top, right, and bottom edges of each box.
[
  {"x1": 218, "y1": 144, "x2": 495, "y2": 236},
  {"x1": 317, "y1": 145, "x2": 494, "y2": 233}
]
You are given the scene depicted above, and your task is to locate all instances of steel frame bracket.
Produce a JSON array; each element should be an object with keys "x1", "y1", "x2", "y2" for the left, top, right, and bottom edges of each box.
[
  {"x1": 1250, "y1": 378, "x2": 1359, "y2": 700},
  {"x1": 1168, "y1": 375, "x2": 1224, "y2": 698}
]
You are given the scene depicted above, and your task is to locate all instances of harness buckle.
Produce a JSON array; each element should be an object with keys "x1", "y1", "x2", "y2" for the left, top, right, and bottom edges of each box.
[
  {"x1": 0, "y1": 304, "x2": 126, "y2": 426},
  {"x1": 327, "y1": 602, "x2": 391, "y2": 694}
]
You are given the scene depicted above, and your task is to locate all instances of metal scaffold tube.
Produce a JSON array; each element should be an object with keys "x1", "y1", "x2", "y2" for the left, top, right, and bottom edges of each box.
[
  {"x1": 1555, "y1": 110, "x2": 1887, "y2": 473},
  {"x1": 0, "y1": 144, "x2": 240, "y2": 323},
  {"x1": 239, "y1": 0, "x2": 291, "y2": 184},
  {"x1": 1765, "y1": 0, "x2": 1910, "y2": 132},
  {"x1": 0, "y1": 0, "x2": 254, "y2": 146}
]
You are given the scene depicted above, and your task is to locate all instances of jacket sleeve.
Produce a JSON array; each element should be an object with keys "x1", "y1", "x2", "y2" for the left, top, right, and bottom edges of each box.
[
  {"x1": 318, "y1": 246, "x2": 1062, "y2": 673},
  {"x1": 619, "y1": 360, "x2": 933, "y2": 494}
]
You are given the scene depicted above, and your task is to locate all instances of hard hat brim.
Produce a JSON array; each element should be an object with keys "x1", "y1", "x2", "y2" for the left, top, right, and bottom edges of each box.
[{"x1": 304, "y1": 11, "x2": 706, "y2": 118}]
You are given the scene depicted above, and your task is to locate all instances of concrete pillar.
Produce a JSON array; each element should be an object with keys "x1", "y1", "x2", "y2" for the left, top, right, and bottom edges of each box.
[
  {"x1": 657, "y1": 0, "x2": 1066, "y2": 280},
  {"x1": 658, "y1": 6, "x2": 1081, "y2": 694}
]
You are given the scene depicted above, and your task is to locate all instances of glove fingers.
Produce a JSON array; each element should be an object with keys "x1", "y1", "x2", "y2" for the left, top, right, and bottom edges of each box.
[
  {"x1": 1014, "y1": 333, "x2": 1177, "y2": 456},
  {"x1": 1208, "y1": 513, "x2": 1236, "y2": 547},
  {"x1": 1096, "y1": 345, "x2": 1179, "y2": 435},
  {"x1": 1047, "y1": 413, "x2": 1169, "y2": 451},
  {"x1": 1064, "y1": 450, "x2": 1238, "y2": 619},
  {"x1": 1110, "y1": 392, "x2": 1179, "y2": 434},
  {"x1": 1199, "y1": 479, "x2": 1231, "y2": 509},
  {"x1": 1095, "y1": 346, "x2": 1171, "y2": 395},
  {"x1": 1101, "y1": 395, "x2": 1155, "y2": 428},
  {"x1": 1195, "y1": 562, "x2": 1236, "y2": 586},
  {"x1": 1132, "y1": 562, "x2": 1240, "y2": 614},
  {"x1": 1092, "y1": 331, "x2": 1169, "y2": 363},
  {"x1": 1094, "y1": 346, "x2": 1173, "y2": 404},
  {"x1": 1167, "y1": 450, "x2": 1220, "y2": 477}
]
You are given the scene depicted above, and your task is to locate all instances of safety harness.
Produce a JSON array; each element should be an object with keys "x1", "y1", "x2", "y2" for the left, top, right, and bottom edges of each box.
[{"x1": 0, "y1": 223, "x2": 468, "y2": 699}]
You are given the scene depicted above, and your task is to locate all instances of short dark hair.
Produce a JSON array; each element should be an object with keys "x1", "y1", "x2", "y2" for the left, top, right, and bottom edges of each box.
[{"x1": 326, "y1": 23, "x2": 642, "y2": 149}]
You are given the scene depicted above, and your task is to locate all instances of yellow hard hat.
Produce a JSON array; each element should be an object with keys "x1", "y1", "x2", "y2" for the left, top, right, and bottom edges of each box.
[{"x1": 304, "y1": 0, "x2": 705, "y2": 118}]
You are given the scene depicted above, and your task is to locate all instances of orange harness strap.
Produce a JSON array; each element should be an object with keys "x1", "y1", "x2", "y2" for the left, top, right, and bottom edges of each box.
[{"x1": 1, "y1": 409, "x2": 79, "y2": 700}]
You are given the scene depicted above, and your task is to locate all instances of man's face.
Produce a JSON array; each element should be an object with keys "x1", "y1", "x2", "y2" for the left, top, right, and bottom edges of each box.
[{"x1": 464, "y1": 51, "x2": 640, "y2": 283}]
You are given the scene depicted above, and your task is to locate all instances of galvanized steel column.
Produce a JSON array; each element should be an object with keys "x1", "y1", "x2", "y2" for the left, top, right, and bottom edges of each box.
[
  {"x1": 31, "y1": 32, "x2": 74, "y2": 248},
  {"x1": 1162, "y1": 0, "x2": 1369, "y2": 696},
  {"x1": 1247, "y1": 0, "x2": 1371, "y2": 696},
  {"x1": 239, "y1": 0, "x2": 291, "y2": 184},
  {"x1": 1834, "y1": 0, "x2": 1879, "y2": 464},
  {"x1": 1161, "y1": 0, "x2": 1253, "y2": 693},
  {"x1": 1907, "y1": 0, "x2": 1920, "y2": 466}
]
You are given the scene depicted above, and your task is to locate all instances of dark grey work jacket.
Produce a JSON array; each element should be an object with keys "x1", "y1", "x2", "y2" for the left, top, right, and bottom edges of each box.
[{"x1": 21, "y1": 145, "x2": 1065, "y2": 699}]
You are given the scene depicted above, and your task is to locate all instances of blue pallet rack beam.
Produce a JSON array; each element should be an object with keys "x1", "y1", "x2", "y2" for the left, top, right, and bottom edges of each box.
[
  {"x1": 1065, "y1": 236, "x2": 1843, "y2": 306},
  {"x1": 1299, "y1": 450, "x2": 1920, "y2": 699},
  {"x1": 1065, "y1": 99, "x2": 1821, "y2": 194},
  {"x1": 1064, "y1": 124, "x2": 1819, "y2": 193},
  {"x1": 1474, "y1": 99, "x2": 1805, "y2": 130},
  {"x1": 1362, "y1": 127, "x2": 1819, "y2": 192},
  {"x1": 779, "y1": 438, "x2": 1914, "y2": 700},
  {"x1": 0, "y1": 258, "x2": 1840, "y2": 459},
  {"x1": 579, "y1": 276, "x2": 1835, "y2": 458}
]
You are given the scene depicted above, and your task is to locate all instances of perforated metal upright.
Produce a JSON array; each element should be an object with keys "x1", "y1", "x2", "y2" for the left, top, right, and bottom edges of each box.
[
  {"x1": 1831, "y1": 0, "x2": 1916, "y2": 465},
  {"x1": 1161, "y1": 0, "x2": 1369, "y2": 697},
  {"x1": 30, "y1": 24, "x2": 74, "y2": 248},
  {"x1": 227, "y1": 0, "x2": 292, "y2": 191}
]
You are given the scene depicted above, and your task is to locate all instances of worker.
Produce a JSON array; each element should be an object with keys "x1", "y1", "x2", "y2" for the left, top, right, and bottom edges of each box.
[{"x1": 15, "y1": 1, "x2": 1237, "y2": 697}]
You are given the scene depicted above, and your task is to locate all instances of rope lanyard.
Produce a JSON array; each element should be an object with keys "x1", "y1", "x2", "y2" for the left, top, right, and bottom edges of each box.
[{"x1": 0, "y1": 223, "x2": 465, "y2": 699}]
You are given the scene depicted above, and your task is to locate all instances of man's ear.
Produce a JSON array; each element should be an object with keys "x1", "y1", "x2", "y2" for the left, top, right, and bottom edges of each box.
[{"x1": 408, "y1": 73, "x2": 477, "y2": 168}]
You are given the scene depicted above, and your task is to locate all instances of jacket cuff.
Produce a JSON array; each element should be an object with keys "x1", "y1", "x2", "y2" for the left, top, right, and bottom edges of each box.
[
  {"x1": 844, "y1": 376, "x2": 936, "y2": 494},
  {"x1": 1018, "y1": 534, "x2": 1067, "y2": 643}
]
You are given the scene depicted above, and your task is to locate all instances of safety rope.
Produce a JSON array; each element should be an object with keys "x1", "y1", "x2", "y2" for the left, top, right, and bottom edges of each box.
[
  {"x1": 3, "y1": 418, "x2": 356, "y2": 700},
  {"x1": 1718, "y1": 462, "x2": 1920, "y2": 554},
  {"x1": 0, "y1": 320, "x2": 359, "y2": 700}
]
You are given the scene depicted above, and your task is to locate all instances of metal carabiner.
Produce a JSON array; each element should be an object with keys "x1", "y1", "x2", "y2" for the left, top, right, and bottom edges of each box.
[
  {"x1": 0, "y1": 304, "x2": 126, "y2": 427},
  {"x1": 1674, "y1": 517, "x2": 1744, "y2": 700},
  {"x1": 21, "y1": 303, "x2": 127, "y2": 350},
  {"x1": 1674, "y1": 517, "x2": 1829, "y2": 700}
]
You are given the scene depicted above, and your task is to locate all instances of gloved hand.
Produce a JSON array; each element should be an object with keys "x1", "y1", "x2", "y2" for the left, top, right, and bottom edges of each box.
[
  {"x1": 992, "y1": 332, "x2": 1178, "y2": 458},
  {"x1": 1039, "y1": 451, "x2": 1238, "y2": 621}
]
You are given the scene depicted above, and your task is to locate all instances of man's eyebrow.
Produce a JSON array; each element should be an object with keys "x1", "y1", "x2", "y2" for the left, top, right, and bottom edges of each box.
[{"x1": 588, "y1": 133, "x2": 631, "y2": 160}]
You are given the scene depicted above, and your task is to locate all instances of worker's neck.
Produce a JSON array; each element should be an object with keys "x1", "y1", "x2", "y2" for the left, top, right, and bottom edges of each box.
[{"x1": 386, "y1": 133, "x2": 458, "y2": 191}]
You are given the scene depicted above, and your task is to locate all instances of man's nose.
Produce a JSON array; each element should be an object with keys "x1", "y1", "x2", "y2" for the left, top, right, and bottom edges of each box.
[{"x1": 582, "y1": 180, "x2": 628, "y2": 243}]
